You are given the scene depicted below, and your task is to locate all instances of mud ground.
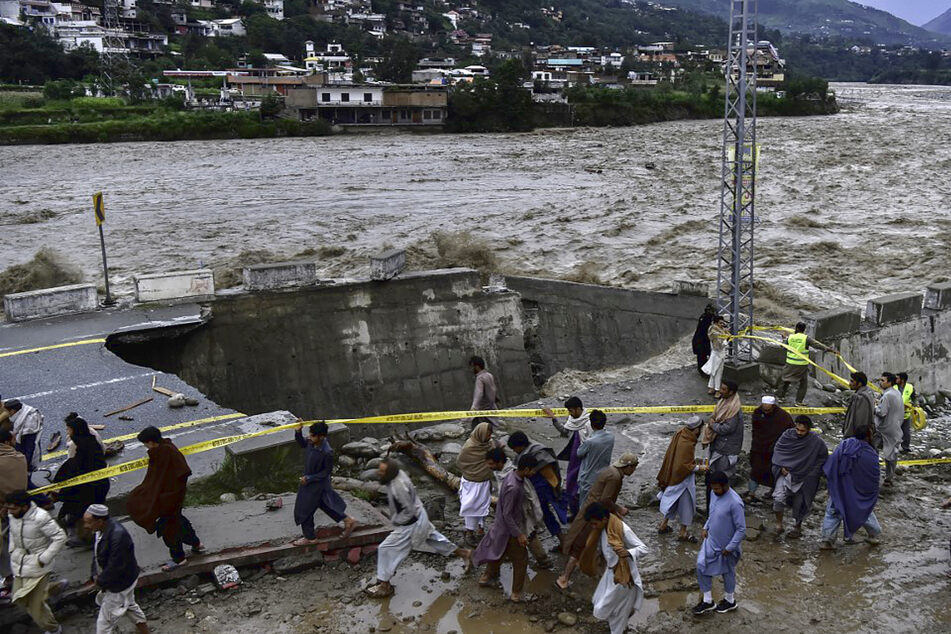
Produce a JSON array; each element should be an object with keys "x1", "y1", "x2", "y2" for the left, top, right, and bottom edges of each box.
[{"x1": 42, "y1": 365, "x2": 951, "y2": 633}]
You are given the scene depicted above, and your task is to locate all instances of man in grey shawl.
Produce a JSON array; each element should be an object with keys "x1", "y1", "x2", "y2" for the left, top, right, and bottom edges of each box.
[
  {"x1": 366, "y1": 459, "x2": 471, "y2": 598},
  {"x1": 771, "y1": 416, "x2": 829, "y2": 538},
  {"x1": 842, "y1": 372, "x2": 876, "y2": 439},
  {"x1": 874, "y1": 372, "x2": 904, "y2": 487}
]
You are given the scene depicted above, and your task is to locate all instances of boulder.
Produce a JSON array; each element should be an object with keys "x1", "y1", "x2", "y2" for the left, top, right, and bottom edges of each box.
[
  {"x1": 219, "y1": 493, "x2": 237, "y2": 503},
  {"x1": 340, "y1": 442, "x2": 380, "y2": 458},
  {"x1": 338, "y1": 455, "x2": 356, "y2": 468},
  {"x1": 358, "y1": 469, "x2": 380, "y2": 482},
  {"x1": 439, "y1": 442, "x2": 463, "y2": 456},
  {"x1": 365, "y1": 457, "x2": 382, "y2": 469},
  {"x1": 168, "y1": 393, "x2": 187, "y2": 408}
]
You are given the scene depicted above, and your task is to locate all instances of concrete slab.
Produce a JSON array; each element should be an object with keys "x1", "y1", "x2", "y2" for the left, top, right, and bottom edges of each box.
[
  {"x1": 722, "y1": 361, "x2": 760, "y2": 386},
  {"x1": 924, "y1": 282, "x2": 951, "y2": 311},
  {"x1": 134, "y1": 269, "x2": 215, "y2": 304},
  {"x1": 866, "y1": 292, "x2": 923, "y2": 326},
  {"x1": 673, "y1": 280, "x2": 710, "y2": 297},
  {"x1": 369, "y1": 249, "x2": 406, "y2": 281},
  {"x1": 804, "y1": 307, "x2": 862, "y2": 341},
  {"x1": 3, "y1": 283, "x2": 98, "y2": 322},
  {"x1": 243, "y1": 261, "x2": 319, "y2": 291}
]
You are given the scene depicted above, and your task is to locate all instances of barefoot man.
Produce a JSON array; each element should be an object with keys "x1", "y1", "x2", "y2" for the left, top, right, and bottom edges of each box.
[{"x1": 292, "y1": 421, "x2": 356, "y2": 546}]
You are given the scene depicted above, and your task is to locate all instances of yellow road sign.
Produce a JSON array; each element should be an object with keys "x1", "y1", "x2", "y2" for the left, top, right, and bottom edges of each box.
[{"x1": 93, "y1": 191, "x2": 105, "y2": 226}]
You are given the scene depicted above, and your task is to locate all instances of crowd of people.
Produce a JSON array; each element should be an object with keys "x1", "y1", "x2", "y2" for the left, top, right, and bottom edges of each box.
[{"x1": 0, "y1": 345, "x2": 930, "y2": 633}]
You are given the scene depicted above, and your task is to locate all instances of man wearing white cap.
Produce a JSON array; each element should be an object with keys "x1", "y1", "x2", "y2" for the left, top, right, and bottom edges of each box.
[
  {"x1": 745, "y1": 396, "x2": 794, "y2": 504},
  {"x1": 83, "y1": 505, "x2": 150, "y2": 634}
]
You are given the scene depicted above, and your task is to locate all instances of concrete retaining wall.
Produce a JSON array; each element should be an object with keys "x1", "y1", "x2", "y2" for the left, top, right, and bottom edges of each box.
[
  {"x1": 3, "y1": 284, "x2": 98, "y2": 322},
  {"x1": 134, "y1": 269, "x2": 215, "y2": 304},
  {"x1": 243, "y1": 261, "x2": 319, "y2": 291},
  {"x1": 505, "y1": 276, "x2": 710, "y2": 386}
]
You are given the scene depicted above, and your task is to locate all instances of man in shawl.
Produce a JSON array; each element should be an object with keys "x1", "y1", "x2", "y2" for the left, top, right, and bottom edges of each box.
[
  {"x1": 507, "y1": 432, "x2": 567, "y2": 545},
  {"x1": 693, "y1": 470, "x2": 746, "y2": 616},
  {"x1": 745, "y1": 396, "x2": 794, "y2": 503},
  {"x1": 657, "y1": 416, "x2": 705, "y2": 541},
  {"x1": 456, "y1": 421, "x2": 498, "y2": 546},
  {"x1": 701, "y1": 317, "x2": 729, "y2": 396},
  {"x1": 577, "y1": 410, "x2": 615, "y2": 508},
  {"x1": 771, "y1": 416, "x2": 829, "y2": 538},
  {"x1": 366, "y1": 458, "x2": 471, "y2": 598},
  {"x1": 127, "y1": 427, "x2": 204, "y2": 572},
  {"x1": 820, "y1": 425, "x2": 882, "y2": 549},
  {"x1": 83, "y1": 504, "x2": 150, "y2": 634},
  {"x1": 545, "y1": 396, "x2": 590, "y2": 519},
  {"x1": 578, "y1": 503, "x2": 648, "y2": 634},
  {"x1": 842, "y1": 372, "x2": 875, "y2": 439},
  {"x1": 292, "y1": 421, "x2": 356, "y2": 546},
  {"x1": 473, "y1": 453, "x2": 536, "y2": 602},
  {"x1": 51, "y1": 415, "x2": 109, "y2": 547},
  {"x1": 701, "y1": 380, "x2": 743, "y2": 513},
  {"x1": 692, "y1": 304, "x2": 716, "y2": 375},
  {"x1": 875, "y1": 372, "x2": 904, "y2": 487},
  {"x1": 469, "y1": 356, "x2": 499, "y2": 430},
  {"x1": 4, "y1": 399, "x2": 43, "y2": 474},
  {"x1": 556, "y1": 453, "x2": 638, "y2": 590}
]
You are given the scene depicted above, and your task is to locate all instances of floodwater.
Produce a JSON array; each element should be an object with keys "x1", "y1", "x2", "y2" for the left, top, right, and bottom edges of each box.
[{"x1": 3, "y1": 83, "x2": 951, "y2": 318}]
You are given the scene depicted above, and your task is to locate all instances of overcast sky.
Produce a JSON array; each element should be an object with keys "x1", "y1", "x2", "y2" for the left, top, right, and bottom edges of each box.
[{"x1": 859, "y1": 0, "x2": 949, "y2": 25}]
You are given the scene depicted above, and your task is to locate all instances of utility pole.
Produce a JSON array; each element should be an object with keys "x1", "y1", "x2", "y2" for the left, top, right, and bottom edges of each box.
[
  {"x1": 716, "y1": 0, "x2": 757, "y2": 369},
  {"x1": 93, "y1": 192, "x2": 115, "y2": 306}
]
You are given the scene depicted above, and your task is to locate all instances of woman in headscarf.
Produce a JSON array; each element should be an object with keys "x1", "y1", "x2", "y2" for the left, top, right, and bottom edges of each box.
[
  {"x1": 701, "y1": 316, "x2": 730, "y2": 397},
  {"x1": 455, "y1": 421, "x2": 498, "y2": 546},
  {"x1": 692, "y1": 304, "x2": 716, "y2": 375},
  {"x1": 52, "y1": 415, "x2": 109, "y2": 546},
  {"x1": 656, "y1": 416, "x2": 705, "y2": 541}
]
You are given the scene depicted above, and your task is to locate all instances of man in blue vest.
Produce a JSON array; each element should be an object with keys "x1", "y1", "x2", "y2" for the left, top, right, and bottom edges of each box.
[
  {"x1": 895, "y1": 372, "x2": 916, "y2": 454},
  {"x1": 776, "y1": 323, "x2": 832, "y2": 405}
]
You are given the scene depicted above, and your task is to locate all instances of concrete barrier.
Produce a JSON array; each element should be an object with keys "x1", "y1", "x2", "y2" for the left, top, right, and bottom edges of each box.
[
  {"x1": 804, "y1": 307, "x2": 862, "y2": 341},
  {"x1": 925, "y1": 282, "x2": 951, "y2": 311},
  {"x1": 369, "y1": 249, "x2": 406, "y2": 281},
  {"x1": 865, "y1": 292, "x2": 923, "y2": 326},
  {"x1": 674, "y1": 280, "x2": 710, "y2": 297},
  {"x1": 3, "y1": 283, "x2": 98, "y2": 322},
  {"x1": 134, "y1": 269, "x2": 215, "y2": 304},
  {"x1": 243, "y1": 261, "x2": 319, "y2": 291}
]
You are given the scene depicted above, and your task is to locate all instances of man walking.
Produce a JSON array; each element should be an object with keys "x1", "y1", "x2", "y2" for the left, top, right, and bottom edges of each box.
[
  {"x1": 577, "y1": 410, "x2": 615, "y2": 508},
  {"x1": 83, "y1": 504, "x2": 150, "y2": 634},
  {"x1": 776, "y1": 322, "x2": 832, "y2": 405},
  {"x1": 546, "y1": 397, "x2": 591, "y2": 519},
  {"x1": 746, "y1": 396, "x2": 794, "y2": 503},
  {"x1": 843, "y1": 372, "x2": 875, "y2": 439},
  {"x1": 292, "y1": 421, "x2": 356, "y2": 546},
  {"x1": 473, "y1": 453, "x2": 536, "y2": 602},
  {"x1": 895, "y1": 372, "x2": 916, "y2": 454},
  {"x1": 692, "y1": 304, "x2": 717, "y2": 375},
  {"x1": 770, "y1": 416, "x2": 829, "y2": 538},
  {"x1": 3, "y1": 399, "x2": 43, "y2": 474},
  {"x1": 701, "y1": 380, "x2": 743, "y2": 513},
  {"x1": 657, "y1": 417, "x2": 704, "y2": 541},
  {"x1": 126, "y1": 427, "x2": 204, "y2": 572},
  {"x1": 456, "y1": 422, "x2": 497, "y2": 546},
  {"x1": 506, "y1": 432, "x2": 567, "y2": 544},
  {"x1": 366, "y1": 459, "x2": 470, "y2": 598},
  {"x1": 874, "y1": 372, "x2": 904, "y2": 487},
  {"x1": 556, "y1": 453, "x2": 639, "y2": 590},
  {"x1": 692, "y1": 471, "x2": 746, "y2": 616},
  {"x1": 5, "y1": 489, "x2": 67, "y2": 634},
  {"x1": 0, "y1": 428, "x2": 27, "y2": 599},
  {"x1": 469, "y1": 356, "x2": 499, "y2": 430},
  {"x1": 820, "y1": 425, "x2": 882, "y2": 549}
]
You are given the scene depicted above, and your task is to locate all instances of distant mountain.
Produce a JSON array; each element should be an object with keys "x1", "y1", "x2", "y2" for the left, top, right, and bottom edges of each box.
[
  {"x1": 924, "y1": 7, "x2": 951, "y2": 35},
  {"x1": 656, "y1": 0, "x2": 950, "y2": 47}
]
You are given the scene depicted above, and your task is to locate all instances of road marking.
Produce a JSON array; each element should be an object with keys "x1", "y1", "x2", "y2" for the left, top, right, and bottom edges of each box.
[
  {"x1": 15, "y1": 372, "x2": 159, "y2": 401},
  {"x1": 0, "y1": 338, "x2": 106, "y2": 358}
]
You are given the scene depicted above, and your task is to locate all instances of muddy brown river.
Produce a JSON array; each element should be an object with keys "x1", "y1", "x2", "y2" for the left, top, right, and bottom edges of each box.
[{"x1": 3, "y1": 83, "x2": 951, "y2": 319}]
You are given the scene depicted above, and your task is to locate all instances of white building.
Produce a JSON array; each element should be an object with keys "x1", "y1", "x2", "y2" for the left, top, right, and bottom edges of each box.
[
  {"x1": 210, "y1": 17, "x2": 245, "y2": 36},
  {"x1": 304, "y1": 41, "x2": 352, "y2": 80},
  {"x1": 260, "y1": 0, "x2": 282, "y2": 20},
  {"x1": 120, "y1": 0, "x2": 136, "y2": 19}
]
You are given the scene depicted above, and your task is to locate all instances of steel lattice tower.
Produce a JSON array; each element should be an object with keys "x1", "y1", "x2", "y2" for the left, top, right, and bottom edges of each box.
[{"x1": 716, "y1": 0, "x2": 757, "y2": 364}]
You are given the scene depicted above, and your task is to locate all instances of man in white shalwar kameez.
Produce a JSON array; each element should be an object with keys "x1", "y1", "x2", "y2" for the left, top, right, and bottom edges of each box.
[
  {"x1": 578, "y1": 502, "x2": 647, "y2": 634},
  {"x1": 874, "y1": 372, "x2": 904, "y2": 487},
  {"x1": 366, "y1": 459, "x2": 471, "y2": 598}
]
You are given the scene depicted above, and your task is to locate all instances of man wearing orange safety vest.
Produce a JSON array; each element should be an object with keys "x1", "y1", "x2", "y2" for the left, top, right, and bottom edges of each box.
[
  {"x1": 776, "y1": 322, "x2": 832, "y2": 406},
  {"x1": 895, "y1": 372, "x2": 916, "y2": 455}
]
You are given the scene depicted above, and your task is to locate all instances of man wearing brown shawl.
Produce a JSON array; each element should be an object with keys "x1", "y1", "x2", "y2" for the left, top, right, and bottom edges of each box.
[
  {"x1": 127, "y1": 427, "x2": 204, "y2": 571},
  {"x1": 744, "y1": 395, "x2": 794, "y2": 503},
  {"x1": 455, "y1": 422, "x2": 498, "y2": 545},
  {"x1": 657, "y1": 416, "x2": 705, "y2": 540},
  {"x1": 555, "y1": 453, "x2": 638, "y2": 590}
]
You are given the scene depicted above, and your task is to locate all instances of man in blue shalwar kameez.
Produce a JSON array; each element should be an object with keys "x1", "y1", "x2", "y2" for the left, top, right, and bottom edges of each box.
[
  {"x1": 292, "y1": 421, "x2": 356, "y2": 546},
  {"x1": 693, "y1": 470, "x2": 746, "y2": 616}
]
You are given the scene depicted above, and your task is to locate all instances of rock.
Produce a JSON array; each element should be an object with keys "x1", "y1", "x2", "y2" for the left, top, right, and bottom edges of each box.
[
  {"x1": 240, "y1": 486, "x2": 256, "y2": 499},
  {"x1": 378, "y1": 616, "x2": 396, "y2": 632},
  {"x1": 366, "y1": 457, "x2": 382, "y2": 469},
  {"x1": 939, "y1": 389, "x2": 951, "y2": 401},
  {"x1": 557, "y1": 612, "x2": 578, "y2": 626},
  {"x1": 821, "y1": 383, "x2": 837, "y2": 393},
  {"x1": 196, "y1": 583, "x2": 216, "y2": 596},
  {"x1": 440, "y1": 571, "x2": 451, "y2": 581},
  {"x1": 929, "y1": 448, "x2": 942, "y2": 456},
  {"x1": 341, "y1": 442, "x2": 380, "y2": 458},
  {"x1": 439, "y1": 442, "x2": 463, "y2": 455},
  {"x1": 338, "y1": 455, "x2": 356, "y2": 468},
  {"x1": 168, "y1": 393, "x2": 186, "y2": 408},
  {"x1": 185, "y1": 609, "x2": 196, "y2": 620},
  {"x1": 359, "y1": 469, "x2": 380, "y2": 481},
  {"x1": 273, "y1": 550, "x2": 325, "y2": 575},
  {"x1": 219, "y1": 493, "x2": 238, "y2": 503},
  {"x1": 183, "y1": 575, "x2": 201, "y2": 590},
  {"x1": 185, "y1": 397, "x2": 200, "y2": 406},
  {"x1": 423, "y1": 496, "x2": 446, "y2": 522},
  {"x1": 412, "y1": 600, "x2": 423, "y2": 607}
]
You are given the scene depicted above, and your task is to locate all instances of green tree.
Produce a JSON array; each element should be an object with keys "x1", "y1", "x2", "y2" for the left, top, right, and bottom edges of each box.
[{"x1": 376, "y1": 37, "x2": 420, "y2": 83}]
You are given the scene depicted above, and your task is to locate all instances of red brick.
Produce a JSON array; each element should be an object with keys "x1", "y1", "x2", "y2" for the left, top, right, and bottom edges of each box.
[{"x1": 346, "y1": 547, "x2": 361, "y2": 565}]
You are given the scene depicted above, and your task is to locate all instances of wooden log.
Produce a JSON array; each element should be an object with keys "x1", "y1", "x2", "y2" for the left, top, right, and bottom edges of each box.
[
  {"x1": 388, "y1": 437, "x2": 461, "y2": 492},
  {"x1": 104, "y1": 397, "x2": 153, "y2": 417}
]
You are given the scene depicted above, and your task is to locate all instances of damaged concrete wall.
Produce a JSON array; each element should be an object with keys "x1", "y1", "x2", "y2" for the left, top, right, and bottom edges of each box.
[
  {"x1": 504, "y1": 276, "x2": 710, "y2": 386},
  {"x1": 109, "y1": 269, "x2": 536, "y2": 435}
]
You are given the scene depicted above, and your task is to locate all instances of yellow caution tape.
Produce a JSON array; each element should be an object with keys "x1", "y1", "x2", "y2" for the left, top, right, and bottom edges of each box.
[
  {"x1": 0, "y1": 338, "x2": 107, "y2": 358},
  {"x1": 41, "y1": 412, "x2": 249, "y2": 462},
  {"x1": 889, "y1": 457, "x2": 951, "y2": 467}
]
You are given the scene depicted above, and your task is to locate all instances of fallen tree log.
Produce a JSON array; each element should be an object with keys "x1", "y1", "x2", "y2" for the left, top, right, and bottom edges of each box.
[{"x1": 388, "y1": 437, "x2": 461, "y2": 492}]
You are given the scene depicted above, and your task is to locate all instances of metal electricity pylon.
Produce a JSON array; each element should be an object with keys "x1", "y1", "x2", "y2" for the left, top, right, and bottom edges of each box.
[{"x1": 716, "y1": 0, "x2": 758, "y2": 364}]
